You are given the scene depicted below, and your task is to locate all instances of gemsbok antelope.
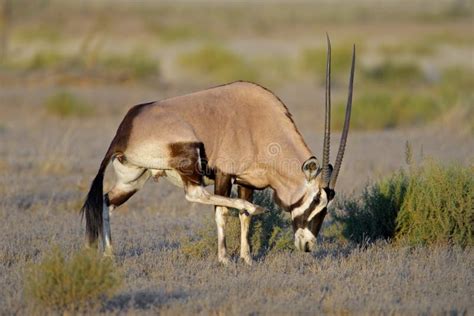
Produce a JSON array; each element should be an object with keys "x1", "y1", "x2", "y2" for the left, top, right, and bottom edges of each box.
[{"x1": 81, "y1": 36, "x2": 355, "y2": 264}]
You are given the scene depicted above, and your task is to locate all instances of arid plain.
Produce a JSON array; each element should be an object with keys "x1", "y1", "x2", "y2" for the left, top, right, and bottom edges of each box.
[{"x1": 0, "y1": 1, "x2": 473, "y2": 314}]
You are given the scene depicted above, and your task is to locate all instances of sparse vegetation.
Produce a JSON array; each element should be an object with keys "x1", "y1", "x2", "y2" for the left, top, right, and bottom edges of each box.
[
  {"x1": 378, "y1": 41, "x2": 437, "y2": 57},
  {"x1": 27, "y1": 50, "x2": 67, "y2": 71},
  {"x1": 101, "y1": 51, "x2": 159, "y2": 81},
  {"x1": 178, "y1": 44, "x2": 259, "y2": 83},
  {"x1": 332, "y1": 64, "x2": 474, "y2": 131},
  {"x1": 336, "y1": 160, "x2": 473, "y2": 247},
  {"x1": 0, "y1": 1, "x2": 473, "y2": 314},
  {"x1": 2, "y1": 49, "x2": 159, "y2": 83},
  {"x1": 300, "y1": 44, "x2": 355, "y2": 78},
  {"x1": 362, "y1": 60, "x2": 424, "y2": 84},
  {"x1": 333, "y1": 91, "x2": 441, "y2": 130},
  {"x1": 181, "y1": 190, "x2": 293, "y2": 259},
  {"x1": 146, "y1": 20, "x2": 204, "y2": 42},
  {"x1": 44, "y1": 90, "x2": 94, "y2": 118},
  {"x1": 25, "y1": 247, "x2": 122, "y2": 313}
]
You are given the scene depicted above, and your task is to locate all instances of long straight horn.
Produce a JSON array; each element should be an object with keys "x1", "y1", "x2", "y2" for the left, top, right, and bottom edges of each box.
[
  {"x1": 321, "y1": 34, "x2": 331, "y2": 186},
  {"x1": 329, "y1": 45, "x2": 355, "y2": 190}
]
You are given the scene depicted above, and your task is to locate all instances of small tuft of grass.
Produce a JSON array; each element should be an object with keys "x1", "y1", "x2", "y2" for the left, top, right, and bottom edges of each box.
[
  {"x1": 181, "y1": 189, "x2": 293, "y2": 259},
  {"x1": 15, "y1": 26, "x2": 62, "y2": 43},
  {"x1": 101, "y1": 51, "x2": 159, "y2": 81},
  {"x1": 336, "y1": 160, "x2": 473, "y2": 247},
  {"x1": 362, "y1": 60, "x2": 424, "y2": 84},
  {"x1": 378, "y1": 42, "x2": 437, "y2": 57},
  {"x1": 24, "y1": 247, "x2": 122, "y2": 313},
  {"x1": 44, "y1": 91, "x2": 94, "y2": 118},
  {"x1": 178, "y1": 44, "x2": 259, "y2": 82},
  {"x1": 300, "y1": 44, "x2": 355, "y2": 77},
  {"x1": 27, "y1": 51, "x2": 67, "y2": 71},
  {"x1": 333, "y1": 91, "x2": 441, "y2": 130},
  {"x1": 147, "y1": 20, "x2": 203, "y2": 42}
]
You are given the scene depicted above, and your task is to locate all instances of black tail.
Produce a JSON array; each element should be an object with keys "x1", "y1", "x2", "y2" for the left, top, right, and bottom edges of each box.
[{"x1": 81, "y1": 149, "x2": 114, "y2": 247}]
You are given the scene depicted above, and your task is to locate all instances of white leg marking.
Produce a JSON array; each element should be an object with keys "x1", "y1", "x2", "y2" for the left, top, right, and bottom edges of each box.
[
  {"x1": 185, "y1": 185, "x2": 265, "y2": 215},
  {"x1": 215, "y1": 206, "x2": 230, "y2": 265},
  {"x1": 239, "y1": 213, "x2": 253, "y2": 265}
]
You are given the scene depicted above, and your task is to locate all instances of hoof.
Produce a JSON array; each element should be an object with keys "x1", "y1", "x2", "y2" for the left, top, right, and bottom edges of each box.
[
  {"x1": 218, "y1": 256, "x2": 231, "y2": 266},
  {"x1": 253, "y1": 206, "x2": 266, "y2": 215},
  {"x1": 241, "y1": 256, "x2": 253, "y2": 266},
  {"x1": 103, "y1": 247, "x2": 114, "y2": 258},
  {"x1": 245, "y1": 204, "x2": 266, "y2": 216}
]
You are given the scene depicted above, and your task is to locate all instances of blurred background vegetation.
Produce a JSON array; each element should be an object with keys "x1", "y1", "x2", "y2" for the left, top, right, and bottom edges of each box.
[{"x1": 0, "y1": 0, "x2": 472, "y2": 132}]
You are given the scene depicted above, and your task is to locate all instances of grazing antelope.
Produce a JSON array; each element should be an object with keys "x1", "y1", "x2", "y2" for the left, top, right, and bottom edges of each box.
[{"x1": 81, "y1": 36, "x2": 355, "y2": 264}]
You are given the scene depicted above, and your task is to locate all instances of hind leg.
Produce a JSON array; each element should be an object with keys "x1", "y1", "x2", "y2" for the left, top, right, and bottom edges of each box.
[{"x1": 103, "y1": 156, "x2": 150, "y2": 255}]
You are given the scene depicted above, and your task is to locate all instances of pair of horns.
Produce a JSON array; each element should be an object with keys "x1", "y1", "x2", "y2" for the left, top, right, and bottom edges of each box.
[{"x1": 321, "y1": 35, "x2": 355, "y2": 190}]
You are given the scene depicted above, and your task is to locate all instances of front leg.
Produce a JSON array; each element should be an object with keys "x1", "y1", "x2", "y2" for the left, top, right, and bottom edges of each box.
[
  {"x1": 238, "y1": 186, "x2": 254, "y2": 265},
  {"x1": 239, "y1": 213, "x2": 252, "y2": 265},
  {"x1": 215, "y1": 206, "x2": 230, "y2": 264},
  {"x1": 214, "y1": 171, "x2": 232, "y2": 265},
  {"x1": 184, "y1": 185, "x2": 265, "y2": 215}
]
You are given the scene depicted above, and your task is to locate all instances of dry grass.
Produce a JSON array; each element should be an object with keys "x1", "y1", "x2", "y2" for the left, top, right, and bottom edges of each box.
[{"x1": 0, "y1": 209, "x2": 472, "y2": 315}]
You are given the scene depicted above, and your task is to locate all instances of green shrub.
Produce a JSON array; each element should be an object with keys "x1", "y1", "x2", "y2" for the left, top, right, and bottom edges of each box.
[
  {"x1": 378, "y1": 42, "x2": 436, "y2": 57},
  {"x1": 300, "y1": 44, "x2": 354, "y2": 76},
  {"x1": 18, "y1": 49, "x2": 159, "y2": 82},
  {"x1": 181, "y1": 189, "x2": 293, "y2": 259},
  {"x1": 16, "y1": 27, "x2": 62, "y2": 43},
  {"x1": 24, "y1": 247, "x2": 122, "y2": 312},
  {"x1": 362, "y1": 60, "x2": 424, "y2": 84},
  {"x1": 44, "y1": 91, "x2": 94, "y2": 118},
  {"x1": 336, "y1": 161, "x2": 473, "y2": 247},
  {"x1": 333, "y1": 91, "x2": 441, "y2": 130},
  {"x1": 335, "y1": 171, "x2": 409, "y2": 243},
  {"x1": 396, "y1": 162, "x2": 473, "y2": 247},
  {"x1": 27, "y1": 51, "x2": 67, "y2": 71},
  {"x1": 101, "y1": 51, "x2": 159, "y2": 81},
  {"x1": 178, "y1": 44, "x2": 259, "y2": 82},
  {"x1": 147, "y1": 21, "x2": 202, "y2": 42}
]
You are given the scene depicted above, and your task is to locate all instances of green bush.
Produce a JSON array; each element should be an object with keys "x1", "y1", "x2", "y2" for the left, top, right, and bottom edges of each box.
[
  {"x1": 333, "y1": 91, "x2": 440, "y2": 130},
  {"x1": 147, "y1": 21, "x2": 202, "y2": 42},
  {"x1": 101, "y1": 51, "x2": 159, "y2": 81},
  {"x1": 178, "y1": 44, "x2": 259, "y2": 82},
  {"x1": 300, "y1": 44, "x2": 354, "y2": 76},
  {"x1": 24, "y1": 247, "x2": 122, "y2": 312},
  {"x1": 336, "y1": 171, "x2": 409, "y2": 243},
  {"x1": 396, "y1": 162, "x2": 473, "y2": 247},
  {"x1": 181, "y1": 189, "x2": 293, "y2": 259},
  {"x1": 336, "y1": 161, "x2": 473, "y2": 247},
  {"x1": 378, "y1": 42, "x2": 436, "y2": 57},
  {"x1": 44, "y1": 91, "x2": 94, "y2": 118},
  {"x1": 362, "y1": 60, "x2": 424, "y2": 84},
  {"x1": 27, "y1": 51, "x2": 67, "y2": 71}
]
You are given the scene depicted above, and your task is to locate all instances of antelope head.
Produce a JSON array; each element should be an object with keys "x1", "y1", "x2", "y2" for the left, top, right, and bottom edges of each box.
[{"x1": 292, "y1": 36, "x2": 355, "y2": 252}]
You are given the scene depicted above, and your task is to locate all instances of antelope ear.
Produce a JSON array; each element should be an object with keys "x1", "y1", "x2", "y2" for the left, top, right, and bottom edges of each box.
[{"x1": 302, "y1": 157, "x2": 319, "y2": 181}]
